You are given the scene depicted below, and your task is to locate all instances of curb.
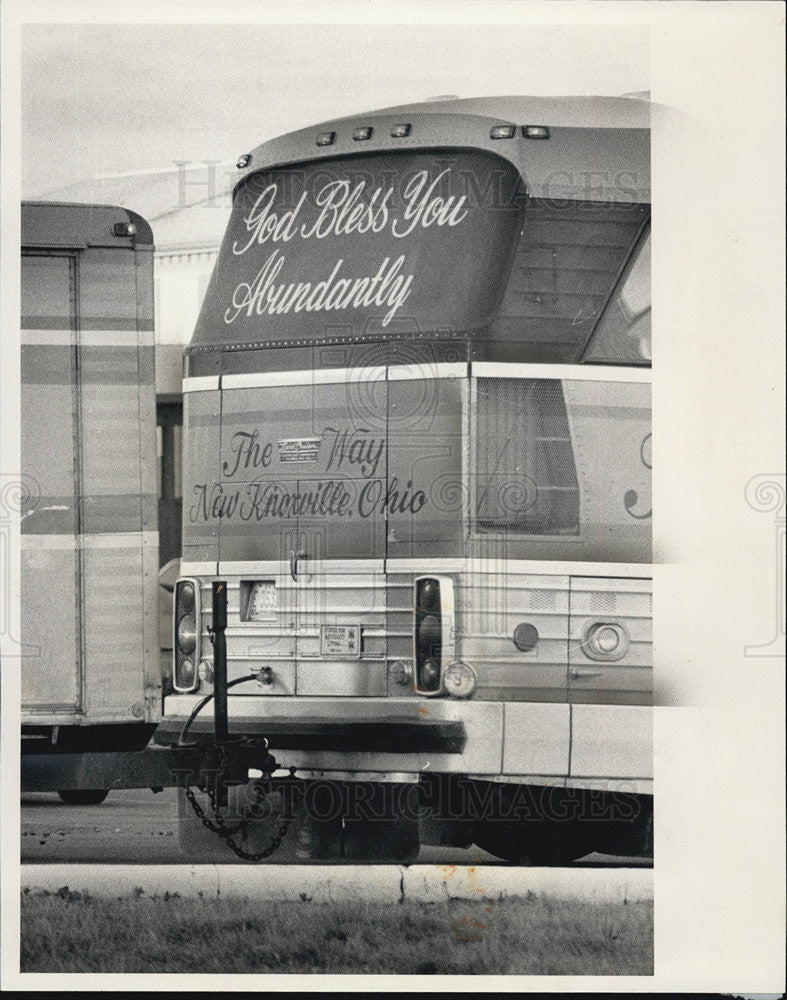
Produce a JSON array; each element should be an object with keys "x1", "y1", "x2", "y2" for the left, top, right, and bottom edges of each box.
[{"x1": 21, "y1": 864, "x2": 652, "y2": 904}]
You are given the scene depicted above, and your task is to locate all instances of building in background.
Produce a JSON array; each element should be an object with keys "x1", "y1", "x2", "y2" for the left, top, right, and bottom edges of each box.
[{"x1": 43, "y1": 161, "x2": 237, "y2": 564}]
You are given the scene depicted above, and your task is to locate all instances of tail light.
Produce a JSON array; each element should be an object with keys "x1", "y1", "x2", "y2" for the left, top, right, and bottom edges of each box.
[
  {"x1": 414, "y1": 576, "x2": 455, "y2": 695},
  {"x1": 174, "y1": 579, "x2": 200, "y2": 692}
]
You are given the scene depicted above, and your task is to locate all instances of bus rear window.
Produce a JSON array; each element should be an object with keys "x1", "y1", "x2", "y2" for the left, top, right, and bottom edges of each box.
[
  {"x1": 473, "y1": 378, "x2": 579, "y2": 536},
  {"x1": 487, "y1": 199, "x2": 648, "y2": 363},
  {"x1": 582, "y1": 230, "x2": 651, "y2": 364}
]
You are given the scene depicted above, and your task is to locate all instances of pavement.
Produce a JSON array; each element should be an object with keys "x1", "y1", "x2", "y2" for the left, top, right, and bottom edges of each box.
[
  {"x1": 22, "y1": 788, "x2": 651, "y2": 867},
  {"x1": 22, "y1": 787, "x2": 652, "y2": 905}
]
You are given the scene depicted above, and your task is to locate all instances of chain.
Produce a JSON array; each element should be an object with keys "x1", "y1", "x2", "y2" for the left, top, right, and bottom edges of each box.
[{"x1": 182, "y1": 746, "x2": 291, "y2": 862}]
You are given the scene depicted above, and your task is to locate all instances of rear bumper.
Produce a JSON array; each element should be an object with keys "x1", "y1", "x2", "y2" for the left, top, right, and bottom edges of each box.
[
  {"x1": 154, "y1": 716, "x2": 465, "y2": 754},
  {"x1": 159, "y1": 695, "x2": 502, "y2": 773},
  {"x1": 157, "y1": 696, "x2": 653, "y2": 783}
]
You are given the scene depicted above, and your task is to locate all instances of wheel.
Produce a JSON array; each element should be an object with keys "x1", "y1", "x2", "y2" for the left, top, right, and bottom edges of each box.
[
  {"x1": 472, "y1": 818, "x2": 597, "y2": 865},
  {"x1": 468, "y1": 782, "x2": 600, "y2": 865},
  {"x1": 57, "y1": 789, "x2": 109, "y2": 805}
]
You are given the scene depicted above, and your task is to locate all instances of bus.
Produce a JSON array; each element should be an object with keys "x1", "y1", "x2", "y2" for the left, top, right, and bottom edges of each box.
[
  {"x1": 20, "y1": 202, "x2": 160, "y2": 803},
  {"x1": 155, "y1": 96, "x2": 653, "y2": 864}
]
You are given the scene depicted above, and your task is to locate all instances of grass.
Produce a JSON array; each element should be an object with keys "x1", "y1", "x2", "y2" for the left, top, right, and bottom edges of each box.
[{"x1": 21, "y1": 889, "x2": 652, "y2": 975}]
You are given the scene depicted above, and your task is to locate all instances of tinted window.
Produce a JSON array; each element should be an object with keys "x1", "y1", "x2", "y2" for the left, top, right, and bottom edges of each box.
[
  {"x1": 582, "y1": 229, "x2": 651, "y2": 364},
  {"x1": 474, "y1": 378, "x2": 579, "y2": 535},
  {"x1": 487, "y1": 199, "x2": 648, "y2": 363}
]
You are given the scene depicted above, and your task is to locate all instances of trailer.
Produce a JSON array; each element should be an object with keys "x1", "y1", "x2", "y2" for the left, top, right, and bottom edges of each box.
[{"x1": 20, "y1": 202, "x2": 160, "y2": 801}]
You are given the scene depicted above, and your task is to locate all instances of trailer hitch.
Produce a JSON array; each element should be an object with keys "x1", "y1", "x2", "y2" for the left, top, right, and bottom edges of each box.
[{"x1": 181, "y1": 580, "x2": 291, "y2": 860}]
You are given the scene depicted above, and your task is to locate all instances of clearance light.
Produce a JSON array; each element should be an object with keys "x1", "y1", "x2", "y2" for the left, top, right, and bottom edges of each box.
[
  {"x1": 444, "y1": 661, "x2": 477, "y2": 699},
  {"x1": 390, "y1": 123, "x2": 411, "y2": 138},
  {"x1": 522, "y1": 125, "x2": 550, "y2": 140},
  {"x1": 490, "y1": 125, "x2": 516, "y2": 140},
  {"x1": 236, "y1": 153, "x2": 253, "y2": 169},
  {"x1": 582, "y1": 622, "x2": 629, "y2": 662},
  {"x1": 316, "y1": 131, "x2": 335, "y2": 146},
  {"x1": 113, "y1": 222, "x2": 137, "y2": 237},
  {"x1": 353, "y1": 127, "x2": 373, "y2": 141}
]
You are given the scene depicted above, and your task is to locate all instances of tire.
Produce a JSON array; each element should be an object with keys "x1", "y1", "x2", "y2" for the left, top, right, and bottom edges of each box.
[
  {"x1": 469, "y1": 782, "x2": 600, "y2": 865},
  {"x1": 57, "y1": 789, "x2": 109, "y2": 806},
  {"x1": 473, "y1": 818, "x2": 597, "y2": 866}
]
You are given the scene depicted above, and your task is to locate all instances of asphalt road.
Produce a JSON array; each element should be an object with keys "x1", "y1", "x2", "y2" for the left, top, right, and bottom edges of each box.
[{"x1": 21, "y1": 789, "x2": 651, "y2": 867}]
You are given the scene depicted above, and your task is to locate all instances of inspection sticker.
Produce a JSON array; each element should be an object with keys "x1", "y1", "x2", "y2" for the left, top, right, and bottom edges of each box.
[{"x1": 320, "y1": 625, "x2": 361, "y2": 658}]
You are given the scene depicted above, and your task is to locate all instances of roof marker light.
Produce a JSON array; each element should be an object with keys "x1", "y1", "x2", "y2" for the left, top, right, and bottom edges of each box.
[
  {"x1": 113, "y1": 222, "x2": 136, "y2": 238},
  {"x1": 353, "y1": 127, "x2": 373, "y2": 141},
  {"x1": 522, "y1": 125, "x2": 550, "y2": 140},
  {"x1": 236, "y1": 153, "x2": 252, "y2": 169},
  {"x1": 391, "y1": 123, "x2": 411, "y2": 138},
  {"x1": 316, "y1": 131, "x2": 335, "y2": 147},
  {"x1": 490, "y1": 125, "x2": 516, "y2": 140}
]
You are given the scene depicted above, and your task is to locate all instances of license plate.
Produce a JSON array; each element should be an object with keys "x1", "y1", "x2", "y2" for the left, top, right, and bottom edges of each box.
[{"x1": 320, "y1": 625, "x2": 361, "y2": 658}]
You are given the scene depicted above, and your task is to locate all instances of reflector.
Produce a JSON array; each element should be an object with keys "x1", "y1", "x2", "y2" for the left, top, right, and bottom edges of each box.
[{"x1": 444, "y1": 661, "x2": 477, "y2": 699}]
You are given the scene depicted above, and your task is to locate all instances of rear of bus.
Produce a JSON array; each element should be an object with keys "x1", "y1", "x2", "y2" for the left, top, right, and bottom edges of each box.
[{"x1": 159, "y1": 97, "x2": 653, "y2": 862}]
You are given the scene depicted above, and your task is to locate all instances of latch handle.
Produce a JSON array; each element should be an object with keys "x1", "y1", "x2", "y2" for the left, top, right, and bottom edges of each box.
[{"x1": 290, "y1": 549, "x2": 308, "y2": 581}]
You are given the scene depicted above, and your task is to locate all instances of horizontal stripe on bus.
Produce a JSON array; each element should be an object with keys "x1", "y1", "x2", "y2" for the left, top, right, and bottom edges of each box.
[
  {"x1": 187, "y1": 362, "x2": 649, "y2": 392},
  {"x1": 387, "y1": 362, "x2": 466, "y2": 381},
  {"x1": 179, "y1": 560, "x2": 219, "y2": 577},
  {"x1": 21, "y1": 531, "x2": 158, "y2": 550},
  {"x1": 222, "y1": 367, "x2": 389, "y2": 391},
  {"x1": 21, "y1": 345, "x2": 155, "y2": 385},
  {"x1": 183, "y1": 376, "x2": 220, "y2": 393},
  {"x1": 184, "y1": 557, "x2": 650, "y2": 579},
  {"x1": 217, "y1": 558, "x2": 385, "y2": 576},
  {"x1": 21, "y1": 495, "x2": 157, "y2": 535},
  {"x1": 21, "y1": 315, "x2": 153, "y2": 332},
  {"x1": 471, "y1": 362, "x2": 652, "y2": 383},
  {"x1": 207, "y1": 363, "x2": 470, "y2": 392},
  {"x1": 22, "y1": 329, "x2": 155, "y2": 348}
]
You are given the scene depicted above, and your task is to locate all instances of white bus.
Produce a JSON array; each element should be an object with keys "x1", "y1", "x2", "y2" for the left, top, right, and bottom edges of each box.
[{"x1": 157, "y1": 96, "x2": 653, "y2": 864}]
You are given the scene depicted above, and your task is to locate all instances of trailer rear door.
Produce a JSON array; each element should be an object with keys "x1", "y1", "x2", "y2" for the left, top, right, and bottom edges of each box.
[{"x1": 21, "y1": 254, "x2": 83, "y2": 713}]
